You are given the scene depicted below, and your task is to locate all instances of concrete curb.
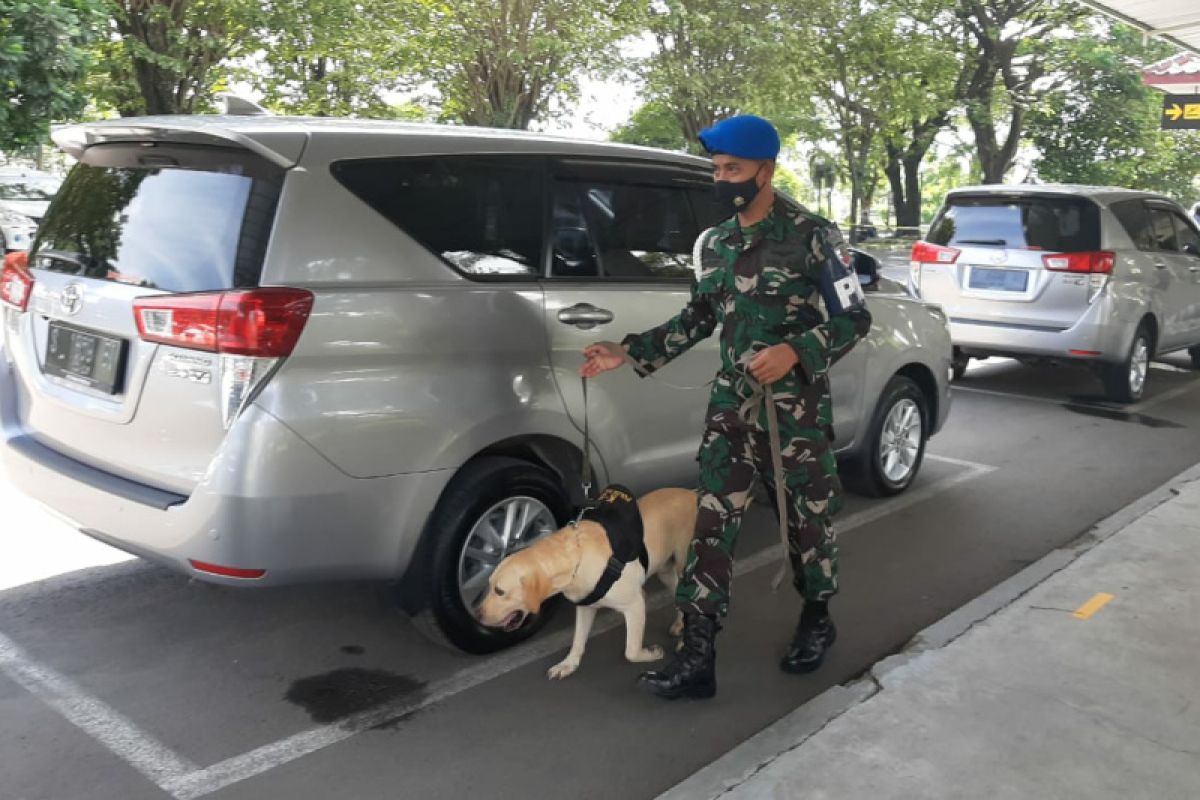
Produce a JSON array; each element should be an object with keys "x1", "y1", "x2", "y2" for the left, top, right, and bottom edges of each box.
[{"x1": 656, "y1": 459, "x2": 1200, "y2": 800}]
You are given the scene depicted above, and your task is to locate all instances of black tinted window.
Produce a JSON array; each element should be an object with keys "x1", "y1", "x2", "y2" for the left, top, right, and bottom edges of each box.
[
  {"x1": 928, "y1": 196, "x2": 1100, "y2": 252},
  {"x1": 1109, "y1": 200, "x2": 1153, "y2": 250},
  {"x1": 1171, "y1": 211, "x2": 1200, "y2": 254},
  {"x1": 333, "y1": 157, "x2": 544, "y2": 277},
  {"x1": 689, "y1": 186, "x2": 726, "y2": 230},
  {"x1": 33, "y1": 146, "x2": 281, "y2": 291},
  {"x1": 553, "y1": 180, "x2": 696, "y2": 280},
  {"x1": 1148, "y1": 208, "x2": 1179, "y2": 252}
]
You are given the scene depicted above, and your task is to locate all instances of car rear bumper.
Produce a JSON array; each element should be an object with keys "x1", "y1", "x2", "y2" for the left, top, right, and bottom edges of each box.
[
  {"x1": 948, "y1": 297, "x2": 1131, "y2": 363},
  {"x1": 1, "y1": 351, "x2": 448, "y2": 586}
]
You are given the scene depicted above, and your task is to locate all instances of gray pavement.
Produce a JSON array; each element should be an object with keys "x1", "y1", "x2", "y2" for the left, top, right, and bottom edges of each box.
[
  {"x1": 4, "y1": 354, "x2": 1200, "y2": 799},
  {"x1": 663, "y1": 462, "x2": 1200, "y2": 800}
]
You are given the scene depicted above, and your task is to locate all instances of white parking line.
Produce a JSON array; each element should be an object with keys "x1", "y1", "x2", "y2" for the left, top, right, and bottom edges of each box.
[
  {"x1": 951, "y1": 385, "x2": 1073, "y2": 407},
  {"x1": 4, "y1": 454, "x2": 995, "y2": 800},
  {"x1": 953, "y1": 378, "x2": 1200, "y2": 415},
  {"x1": 0, "y1": 631, "x2": 197, "y2": 787}
]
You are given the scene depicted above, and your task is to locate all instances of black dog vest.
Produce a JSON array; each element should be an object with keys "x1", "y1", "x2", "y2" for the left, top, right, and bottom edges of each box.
[{"x1": 572, "y1": 484, "x2": 649, "y2": 606}]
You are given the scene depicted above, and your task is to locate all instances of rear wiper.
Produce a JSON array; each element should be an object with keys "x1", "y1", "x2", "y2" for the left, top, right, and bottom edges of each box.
[{"x1": 955, "y1": 239, "x2": 1008, "y2": 246}]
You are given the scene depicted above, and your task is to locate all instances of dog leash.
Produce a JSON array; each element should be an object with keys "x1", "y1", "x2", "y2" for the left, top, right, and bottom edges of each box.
[{"x1": 580, "y1": 362, "x2": 790, "y2": 592}]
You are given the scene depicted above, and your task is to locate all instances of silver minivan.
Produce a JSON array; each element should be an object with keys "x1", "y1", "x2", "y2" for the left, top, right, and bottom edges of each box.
[
  {"x1": 912, "y1": 185, "x2": 1200, "y2": 401},
  {"x1": 1, "y1": 113, "x2": 951, "y2": 653}
]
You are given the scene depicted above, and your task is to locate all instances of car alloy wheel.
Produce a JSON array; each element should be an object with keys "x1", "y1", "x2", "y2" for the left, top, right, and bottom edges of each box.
[
  {"x1": 879, "y1": 398, "x2": 923, "y2": 484},
  {"x1": 457, "y1": 496, "x2": 557, "y2": 617}
]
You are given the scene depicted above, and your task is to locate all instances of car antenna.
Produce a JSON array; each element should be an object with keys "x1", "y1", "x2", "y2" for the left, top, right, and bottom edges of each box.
[{"x1": 219, "y1": 94, "x2": 271, "y2": 117}]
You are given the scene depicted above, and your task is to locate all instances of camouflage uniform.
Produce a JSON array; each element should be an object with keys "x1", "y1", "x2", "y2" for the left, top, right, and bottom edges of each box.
[{"x1": 622, "y1": 199, "x2": 872, "y2": 618}]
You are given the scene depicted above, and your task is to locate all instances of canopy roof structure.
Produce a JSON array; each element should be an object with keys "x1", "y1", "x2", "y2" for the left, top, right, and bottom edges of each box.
[{"x1": 1077, "y1": 1, "x2": 1200, "y2": 56}]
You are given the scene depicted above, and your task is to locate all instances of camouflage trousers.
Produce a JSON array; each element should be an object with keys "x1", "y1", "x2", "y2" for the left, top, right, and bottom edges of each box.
[{"x1": 676, "y1": 414, "x2": 842, "y2": 618}]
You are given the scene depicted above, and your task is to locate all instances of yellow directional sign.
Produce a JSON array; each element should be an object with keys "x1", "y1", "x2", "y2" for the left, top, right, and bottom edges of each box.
[{"x1": 1162, "y1": 95, "x2": 1200, "y2": 130}]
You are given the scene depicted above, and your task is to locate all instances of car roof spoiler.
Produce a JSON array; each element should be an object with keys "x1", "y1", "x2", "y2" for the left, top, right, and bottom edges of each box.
[{"x1": 51, "y1": 104, "x2": 307, "y2": 169}]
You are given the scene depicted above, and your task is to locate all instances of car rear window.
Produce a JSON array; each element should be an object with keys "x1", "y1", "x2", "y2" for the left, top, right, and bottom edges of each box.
[
  {"x1": 331, "y1": 156, "x2": 545, "y2": 278},
  {"x1": 928, "y1": 196, "x2": 1100, "y2": 252},
  {"x1": 32, "y1": 144, "x2": 283, "y2": 292}
]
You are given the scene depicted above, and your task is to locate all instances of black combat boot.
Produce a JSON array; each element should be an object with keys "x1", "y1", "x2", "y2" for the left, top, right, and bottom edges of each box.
[
  {"x1": 638, "y1": 613, "x2": 719, "y2": 700},
  {"x1": 780, "y1": 602, "x2": 837, "y2": 674}
]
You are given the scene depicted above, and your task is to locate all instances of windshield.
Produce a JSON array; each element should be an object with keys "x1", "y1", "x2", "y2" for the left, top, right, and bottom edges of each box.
[{"x1": 0, "y1": 177, "x2": 60, "y2": 202}]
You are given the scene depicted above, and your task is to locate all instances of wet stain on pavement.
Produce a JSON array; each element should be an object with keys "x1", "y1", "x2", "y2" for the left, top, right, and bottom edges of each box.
[
  {"x1": 1063, "y1": 403, "x2": 1183, "y2": 429},
  {"x1": 285, "y1": 668, "x2": 425, "y2": 724},
  {"x1": 340, "y1": 645, "x2": 365, "y2": 655}
]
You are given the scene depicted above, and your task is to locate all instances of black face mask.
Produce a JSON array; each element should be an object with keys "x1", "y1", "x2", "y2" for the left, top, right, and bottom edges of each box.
[{"x1": 714, "y1": 167, "x2": 764, "y2": 217}]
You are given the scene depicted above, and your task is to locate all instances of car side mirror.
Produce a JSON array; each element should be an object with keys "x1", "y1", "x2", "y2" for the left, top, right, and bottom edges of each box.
[
  {"x1": 850, "y1": 248, "x2": 879, "y2": 287},
  {"x1": 1184, "y1": 242, "x2": 1200, "y2": 258}
]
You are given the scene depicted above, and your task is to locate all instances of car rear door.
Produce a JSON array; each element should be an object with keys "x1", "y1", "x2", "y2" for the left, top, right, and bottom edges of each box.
[
  {"x1": 914, "y1": 193, "x2": 1105, "y2": 331},
  {"x1": 1168, "y1": 206, "x2": 1200, "y2": 345},
  {"x1": 541, "y1": 161, "x2": 716, "y2": 493},
  {"x1": 1144, "y1": 203, "x2": 1193, "y2": 351},
  {"x1": 4, "y1": 142, "x2": 287, "y2": 494}
]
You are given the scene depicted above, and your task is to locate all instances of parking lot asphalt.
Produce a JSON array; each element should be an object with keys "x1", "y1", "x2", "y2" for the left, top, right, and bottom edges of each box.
[{"x1": 4, "y1": 350, "x2": 1200, "y2": 800}]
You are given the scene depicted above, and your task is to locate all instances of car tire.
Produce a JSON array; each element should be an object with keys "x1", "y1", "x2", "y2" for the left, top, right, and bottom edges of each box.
[
  {"x1": 417, "y1": 456, "x2": 569, "y2": 654},
  {"x1": 1188, "y1": 344, "x2": 1200, "y2": 370},
  {"x1": 1101, "y1": 324, "x2": 1151, "y2": 404},
  {"x1": 847, "y1": 375, "x2": 928, "y2": 498},
  {"x1": 950, "y1": 350, "x2": 969, "y2": 381}
]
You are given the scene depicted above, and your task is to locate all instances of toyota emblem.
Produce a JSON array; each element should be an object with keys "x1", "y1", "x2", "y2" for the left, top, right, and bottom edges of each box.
[{"x1": 59, "y1": 283, "x2": 84, "y2": 316}]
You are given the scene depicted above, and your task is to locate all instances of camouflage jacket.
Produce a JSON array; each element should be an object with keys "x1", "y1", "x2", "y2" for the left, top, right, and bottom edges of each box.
[{"x1": 621, "y1": 199, "x2": 872, "y2": 438}]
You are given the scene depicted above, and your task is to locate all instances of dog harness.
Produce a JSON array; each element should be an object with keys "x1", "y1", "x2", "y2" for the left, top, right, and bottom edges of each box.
[{"x1": 571, "y1": 484, "x2": 649, "y2": 606}]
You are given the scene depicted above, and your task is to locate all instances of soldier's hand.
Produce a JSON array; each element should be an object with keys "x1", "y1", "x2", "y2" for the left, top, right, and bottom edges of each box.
[
  {"x1": 749, "y1": 344, "x2": 799, "y2": 385},
  {"x1": 580, "y1": 342, "x2": 626, "y2": 378}
]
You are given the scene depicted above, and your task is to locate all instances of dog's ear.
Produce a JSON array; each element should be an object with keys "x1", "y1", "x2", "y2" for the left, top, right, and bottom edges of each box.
[{"x1": 520, "y1": 569, "x2": 551, "y2": 615}]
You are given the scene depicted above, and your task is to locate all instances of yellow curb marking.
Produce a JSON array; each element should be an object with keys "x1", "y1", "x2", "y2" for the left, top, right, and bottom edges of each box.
[{"x1": 1072, "y1": 593, "x2": 1115, "y2": 620}]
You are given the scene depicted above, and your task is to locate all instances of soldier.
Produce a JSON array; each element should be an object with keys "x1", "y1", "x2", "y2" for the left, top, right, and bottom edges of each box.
[{"x1": 580, "y1": 115, "x2": 872, "y2": 700}]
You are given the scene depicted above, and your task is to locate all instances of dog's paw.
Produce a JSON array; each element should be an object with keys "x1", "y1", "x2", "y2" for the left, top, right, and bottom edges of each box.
[
  {"x1": 627, "y1": 645, "x2": 664, "y2": 663},
  {"x1": 547, "y1": 660, "x2": 579, "y2": 680}
]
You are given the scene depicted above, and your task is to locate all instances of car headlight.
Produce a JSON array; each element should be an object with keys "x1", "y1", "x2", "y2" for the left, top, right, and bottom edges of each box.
[{"x1": 0, "y1": 209, "x2": 34, "y2": 227}]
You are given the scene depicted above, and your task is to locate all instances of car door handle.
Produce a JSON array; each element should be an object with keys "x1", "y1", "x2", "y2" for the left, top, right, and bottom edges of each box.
[{"x1": 557, "y1": 303, "x2": 614, "y2": 329}]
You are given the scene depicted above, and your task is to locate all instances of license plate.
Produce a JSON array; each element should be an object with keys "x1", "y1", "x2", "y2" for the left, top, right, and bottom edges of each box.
[
  {"x1": 44, "y1": 322, "x2": 127, "y2": 394},
  {"x1": 969, "y1": 267, "x2": 1028, "y2": 292}
]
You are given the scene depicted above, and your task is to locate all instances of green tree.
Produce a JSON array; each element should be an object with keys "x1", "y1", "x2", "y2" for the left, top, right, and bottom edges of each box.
[
  {"x1": 253, "y1": 0, "x2": 417, "y2": 117},
  {"x1": 410, "y1": 0, "x2": 641, "y2": 129},
  {"x1": 1029, "y1": 24, "x2": 1200, "y2": 204},
  {"x1": 611, "y1": 101, "x2": 690, "y2": 151},
  {"x1": 785, "y1": 0, "x2": 897, "y2": 228},
  {"x1": 875, "y1": 0, "x2": 963, "y2": 229},
  {"x1": 955, "y1": 0, "x2": 1085, "y2": 183},
  {"x1": 639, "y1": 0, "x2": 796, "y2": 151},
  {"x1": 89, "y1": 0, "x2": 264, "y2": 117},
  {"x1": 0, "y1": 0, "x2": 103, "y2": 153}
]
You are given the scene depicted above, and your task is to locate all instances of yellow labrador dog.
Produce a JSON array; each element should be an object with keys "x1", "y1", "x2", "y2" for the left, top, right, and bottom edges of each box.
[{"x1": 478, "y1": 488, "x2": 698, "y2": 679}]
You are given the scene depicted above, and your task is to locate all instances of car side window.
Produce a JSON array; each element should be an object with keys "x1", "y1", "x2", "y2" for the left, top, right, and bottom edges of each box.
[
  {"x1": 1147, "y1": 207, "x2": 1180, "y2": 253},
  {"x1": 331, "y1": 156, "x2": 544, "y2": 278},
  {"x1": 551, "y1": 179, "x2": 698, "y2": 280},
  {"x1": 549, "y1": 182, "x2": 600, "y2": 278},
  {"x1": 1170, "y1": 211, "x2": 1200, "y2": 256},
  {"x1": 1109, "y1": 200, "x2": 1154, "y2": 251}
]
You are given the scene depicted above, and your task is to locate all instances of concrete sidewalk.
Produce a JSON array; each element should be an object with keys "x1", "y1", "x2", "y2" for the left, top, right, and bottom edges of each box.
[{"x1": 662, "y1": 465, "x2": 1200, "y2": 800}]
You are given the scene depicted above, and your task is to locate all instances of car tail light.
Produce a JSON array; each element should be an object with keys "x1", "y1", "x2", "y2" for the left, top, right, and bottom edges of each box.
[
  {"x1": 1041, "y1": 251, "x2": 1114, "y2": 274},
  {"x1": 134, "y1": 288, "x2": 314, "y2": 429},
  {"x1": 133, "y1": 288, "x2": 313, "y2": 357},
  {"x1": 911, "y1": 241, "x2": 962, "y2": 265},
  {"x1": 1, "y1": 251, "x2": 34, "y2": 311}
]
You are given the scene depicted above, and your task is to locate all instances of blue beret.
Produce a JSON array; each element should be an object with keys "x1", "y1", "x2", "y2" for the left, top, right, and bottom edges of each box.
[{"x1": 698, "y1": 115, "x2": 780, "y2": 160}]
